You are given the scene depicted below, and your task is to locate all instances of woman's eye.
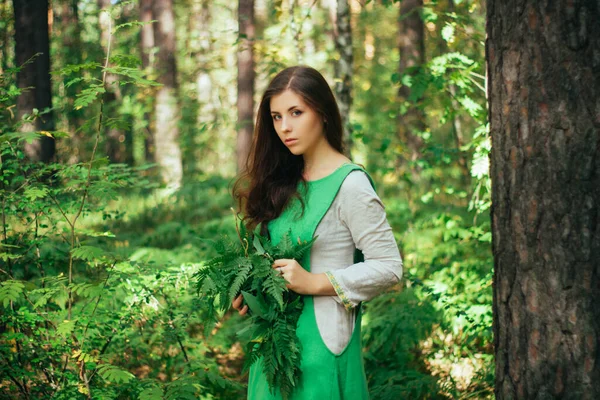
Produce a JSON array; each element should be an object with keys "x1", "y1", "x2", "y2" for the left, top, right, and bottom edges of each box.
[
  {"x1": 273, "y1": 115, "x2": 281, "y2": 121},
  {"x1": 292, "y1": 110, "x2": 302, "y2": 116}
]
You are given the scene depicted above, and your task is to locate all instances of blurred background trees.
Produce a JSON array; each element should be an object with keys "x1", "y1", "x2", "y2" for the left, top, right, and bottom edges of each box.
[{"x1": 1, "y1": 0, "x2": 494, "y2": 398}]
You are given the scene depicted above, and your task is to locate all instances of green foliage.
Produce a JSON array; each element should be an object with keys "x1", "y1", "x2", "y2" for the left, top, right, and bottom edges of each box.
[
  {"x1": 0, "y1": 7, "x2": 244, "y2": 400},
  {"x1": 363, "y1": 288, "x2": 444, "y2": 399},
  {"x1": 194, "y1": 214, "x2": 316, "y2": 400},
  {"x1": 0, "y1": 0, "x2": 496, "y2": 398},
  {"x1": 0, "y1": 280, "x2": 25, "y2": 307},
  {"x1": 97, "y1": 363, "x2": 136, "y2": 384}
]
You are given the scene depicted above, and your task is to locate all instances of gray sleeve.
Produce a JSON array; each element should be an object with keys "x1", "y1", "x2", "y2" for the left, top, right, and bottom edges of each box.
[{"x1": 324, "y1": 170, "x2": 403, "y2": 310}]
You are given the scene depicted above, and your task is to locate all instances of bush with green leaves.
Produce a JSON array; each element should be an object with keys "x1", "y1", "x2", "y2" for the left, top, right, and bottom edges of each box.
[{"x1": 0, "y1": 8, "x2": 243, "y2": 400}]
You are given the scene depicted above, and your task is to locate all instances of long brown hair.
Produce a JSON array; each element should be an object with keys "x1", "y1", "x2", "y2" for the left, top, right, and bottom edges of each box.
[{"x1": 232, "y1": 65, "x2": 344, "y2": 235}]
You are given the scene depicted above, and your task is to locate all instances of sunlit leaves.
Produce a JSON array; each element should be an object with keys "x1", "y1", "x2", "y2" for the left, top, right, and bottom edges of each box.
[
  {"x1": 441, "y1": 23, "x2": 455, "y2": 43},
  {"x1": 24, "y1": 186, "x2": 48, "y2": 201},
  {"x1": 74, "y1": 84, "x2": 105, "y2": 110},
  {"x1": 96, "y1": 363, "x2": 135, "y2": 383},
  {"x1": 57, "y1": 319, "x2": 76, "y2": 338},
  {"x1": 0, "y1": 280, "x2": 24, "y2": 307},
  {"x1": 71, "y1": 246, "x2": 107, "y2": 261},
  {"x1": 139, "y1": 387, "x2": 163, "y2": 400},
  {"x1": 52, "y1": 62, "x2": 103, "y2": 76}
]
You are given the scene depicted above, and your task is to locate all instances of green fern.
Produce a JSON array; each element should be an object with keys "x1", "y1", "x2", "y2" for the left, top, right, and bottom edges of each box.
[{"x1": 193, "y1": 214, "x2": 317, "y2": 400}]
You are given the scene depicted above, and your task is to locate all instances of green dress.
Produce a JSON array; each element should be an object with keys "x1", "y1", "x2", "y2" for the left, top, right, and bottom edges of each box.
[{"x1": 247, "y1": 163, "x2": 375, "y2": 400}]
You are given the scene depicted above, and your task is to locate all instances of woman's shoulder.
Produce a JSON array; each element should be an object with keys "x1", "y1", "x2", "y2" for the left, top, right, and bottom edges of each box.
[
  {"x1": 335, "y1": 169, "x2": 386, "y2": 222},
  {"x1": 338, "y1": 168, "x2": 379, "y2": 201}
]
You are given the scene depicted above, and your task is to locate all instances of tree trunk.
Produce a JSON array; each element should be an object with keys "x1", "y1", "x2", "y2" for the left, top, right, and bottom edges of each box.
[
  {"x1": 13, "y1": 0, "x2": 55, "y2": 162},
  {"x1": 140, "y1": 0, "x2": 155, "y2": 164},
  {"x1": 333, "y1": 0, "x2": 353, "y2": 157},
  {"x1": 55, "y1": 0, "x2": 85, "y2": 163},
  {"x1": 237, "y1": 0, "x2": 254, "y2": 175},
  {"x1": 488, "y1": 1, "x2": 600, "y2": 399},
  {"x1": 98, "y1": 0, "x2": 132, "y2": 165},
  {"x1": 397, "y1": 0, "x2": 424, "y2": 170},
  {"x1": 192, "y1": 0, "x2": 215, "y2": 173},
  {"x1": 152, "y1": 0, "x2": 182, "y2": 189}
]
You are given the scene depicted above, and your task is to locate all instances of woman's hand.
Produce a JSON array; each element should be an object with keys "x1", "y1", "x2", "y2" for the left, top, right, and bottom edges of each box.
[
  {"x1": 232, "y1": 294, "x2": 249, "y2": 316},
  {"x1": 272, "y1": 258, "x2": 322, "y2": 295}
]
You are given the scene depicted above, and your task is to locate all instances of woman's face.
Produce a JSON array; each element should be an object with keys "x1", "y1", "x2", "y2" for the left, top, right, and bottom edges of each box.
[{"x1": 269, "y1": 89, "x2": 326, "y2": 156}]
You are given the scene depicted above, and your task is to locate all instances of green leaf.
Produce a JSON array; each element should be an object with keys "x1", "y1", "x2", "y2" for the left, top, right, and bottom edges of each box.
[
  {"x1": 241, "y1": 290, "x2": 266, "y2": 318},
  {"x1": 229, "y1": 261, "x2": 252, "y2": 303},
  {"x1": 97, "y1": 364, "x2": 135, "y2": 383},
  {"x1": 57, "y1": 319, "x2": 76, "y2": 337},
  {"x1": 74, "y1": 85, "x2": 105, "y2": 110},
  {"x1": 0, "y1": 253, "x2": 21, "y2": 262},
  {"x1": 71, "y1": 246, "x2": 107, "y2": 261},
  {"x1": 24, "y1": 186, "x2": 48, "y2": 201},
  {"x1": 139, "y1": 387, "x2": 163, "y2": 400},
  {"x1": 441, "y1": 24, "x2": 455, "y2": 43},
  {"x1": 0, "y1": 280, "x2": 25, "y2": 307},
  {"x1": 253, "y1": 234, "x2": 266, "y2": 255},
  {"x1": 71, "y1": 283, "x2": 105, "y2": 298}
]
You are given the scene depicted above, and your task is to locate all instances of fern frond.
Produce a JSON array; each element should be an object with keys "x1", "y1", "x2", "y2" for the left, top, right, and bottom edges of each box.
[{"x1": 228, "y1": 261, "x2": 252, "y2": 304}]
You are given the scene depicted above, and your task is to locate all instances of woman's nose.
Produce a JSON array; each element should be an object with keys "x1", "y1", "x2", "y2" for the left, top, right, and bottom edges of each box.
[{"x1": 281, "y1": 117, "x2": 291, "y2": 131}]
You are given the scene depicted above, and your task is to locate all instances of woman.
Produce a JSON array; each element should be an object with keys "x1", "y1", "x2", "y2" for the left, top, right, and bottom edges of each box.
[{"x1": 231, "y1": 65, "x2": 403, "y2": 399}]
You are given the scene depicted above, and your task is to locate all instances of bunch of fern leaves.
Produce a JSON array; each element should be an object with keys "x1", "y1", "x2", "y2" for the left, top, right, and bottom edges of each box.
[{"x1": 194, "y1": 211, "x2": 316, "y2": 399}]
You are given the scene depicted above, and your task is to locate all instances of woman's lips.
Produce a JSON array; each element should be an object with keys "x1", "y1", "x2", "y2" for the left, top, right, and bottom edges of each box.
[{"x1": 285, "y1": 139, "x2": 298, "y2": 145}]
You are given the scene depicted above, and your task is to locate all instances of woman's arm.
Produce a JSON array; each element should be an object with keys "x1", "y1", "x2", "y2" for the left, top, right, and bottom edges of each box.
[{"x1": 324, "y1": 170, "x2": 403, "y2": 311}]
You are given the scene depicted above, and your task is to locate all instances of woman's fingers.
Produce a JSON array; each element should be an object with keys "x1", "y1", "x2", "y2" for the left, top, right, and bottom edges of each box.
[
  {"x1": 232, "y1": 294, "x2": 243, "y2": 310},
  {"x1": 232, "y1": 295, "x2": 249, "y2": 316}
]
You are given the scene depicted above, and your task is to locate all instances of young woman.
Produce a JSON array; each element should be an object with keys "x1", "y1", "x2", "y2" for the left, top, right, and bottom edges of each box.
[{"x1": 231, "y1": 65, "x2": 403, "y2": 399}]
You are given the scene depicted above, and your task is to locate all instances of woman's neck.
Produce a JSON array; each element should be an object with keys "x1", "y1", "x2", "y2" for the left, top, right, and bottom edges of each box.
[{"x1": 302, "y1": 139, "x2": 350, "y2": 179}]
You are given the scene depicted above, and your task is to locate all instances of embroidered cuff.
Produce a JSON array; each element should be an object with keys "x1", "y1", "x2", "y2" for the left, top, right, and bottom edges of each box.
[{"x1": 325, "y1": 271, "x2": 355, "y2": 312}]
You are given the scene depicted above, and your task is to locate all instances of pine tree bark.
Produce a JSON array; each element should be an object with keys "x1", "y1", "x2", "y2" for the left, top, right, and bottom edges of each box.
[
  {"x1": 237, "y1": 0, "x2": 255, "y2": 175},
  {"x1": 13, "y1": 0, "x2": 55, "y2": 162},
  {"x1": 152, "y1": 0, "x2": 182, "y2": 189},
  {"x1": 397, "y1": 0, "x2": 425, "y2": 169},
  {"x1": 487, "y1": 1, "x2": 600, "y2": 399},
  {"x1": 333, "y1": 0, "x2": 353, "y2": 157}
]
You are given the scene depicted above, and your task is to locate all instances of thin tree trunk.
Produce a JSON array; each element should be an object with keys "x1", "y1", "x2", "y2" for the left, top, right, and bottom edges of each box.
[
  {"x1": 488, "y1": 1, "x2": 600, "y2": 398},
  {"x1": 193, "y1": 0, "x2": 214, "y2": 171},
  {"x1": 139, "y1": 0, "x2": 155, "y2": 164},
  {"x1": 13, "y1": 0, "x2": 55, "y2": 162},
  {"x1": 237, "y1": 0, "x2": 255, "y2": 175},
  {"x1": 333, "y1": 0, "x2": 353, "y2": 157},
  {"x1": 152, "y1": 0, "x2": 182, "y2": 189},
  {"x1": 98, "y1": 0, "x2": 132, "y2": 165},
  {"x1": 397, "y1": 0, "x2": 424, "y2": 171},
  {"x1": 57, "y1": 0, "x2": 84, "y2": 163}
]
